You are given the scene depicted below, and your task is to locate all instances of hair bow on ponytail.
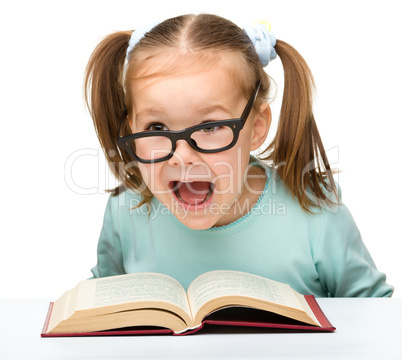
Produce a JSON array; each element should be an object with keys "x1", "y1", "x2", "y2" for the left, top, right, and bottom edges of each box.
[{"x1": 243, "y1": 21, "x2": 277, "y2": 67}]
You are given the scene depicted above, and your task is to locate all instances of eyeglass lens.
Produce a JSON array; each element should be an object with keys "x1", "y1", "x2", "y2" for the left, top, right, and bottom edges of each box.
[{"x1": 133, "y1": 125, "x2": 235, "y2": 161}]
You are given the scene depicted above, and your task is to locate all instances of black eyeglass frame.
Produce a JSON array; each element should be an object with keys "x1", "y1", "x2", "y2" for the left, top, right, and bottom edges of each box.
[{"x1": 116, "y1": 80, "x2": 262, "y2": 164}]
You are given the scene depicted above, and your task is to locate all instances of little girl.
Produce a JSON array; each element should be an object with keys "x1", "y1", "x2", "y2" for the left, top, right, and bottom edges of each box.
[{"x1": 85, "y1": 14, "x2": 393, "y2": 297}]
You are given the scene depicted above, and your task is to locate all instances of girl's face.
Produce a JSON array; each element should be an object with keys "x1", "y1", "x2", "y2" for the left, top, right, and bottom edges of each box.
[{"x1": 130, "y1": 61, "x2": 270, "y2": 229}]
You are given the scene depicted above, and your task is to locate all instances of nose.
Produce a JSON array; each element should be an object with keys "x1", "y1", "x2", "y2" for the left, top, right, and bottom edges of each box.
[{"x1": 167, "y1": 139, "x2": 201, "y2": 166}]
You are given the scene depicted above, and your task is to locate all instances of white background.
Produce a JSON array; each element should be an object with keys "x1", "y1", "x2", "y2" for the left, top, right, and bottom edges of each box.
[{"x1": 0, "y1": 0, "x2": 400, "y2": 298}]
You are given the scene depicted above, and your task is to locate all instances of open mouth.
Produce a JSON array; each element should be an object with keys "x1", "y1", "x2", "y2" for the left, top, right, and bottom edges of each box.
[{"x1": 169, "y1": 181, "x2": 214, "y2": 206}]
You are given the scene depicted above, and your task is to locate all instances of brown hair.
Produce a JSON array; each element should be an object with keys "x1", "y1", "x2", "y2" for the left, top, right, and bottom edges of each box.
[{"x1": 84, "y1": 14, "x2": 338, "y2": 212}]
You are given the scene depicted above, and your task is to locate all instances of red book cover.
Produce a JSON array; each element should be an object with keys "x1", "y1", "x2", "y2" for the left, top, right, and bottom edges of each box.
[{"x1": 41, "y1": 295, "x2": 335, "y2": 337}]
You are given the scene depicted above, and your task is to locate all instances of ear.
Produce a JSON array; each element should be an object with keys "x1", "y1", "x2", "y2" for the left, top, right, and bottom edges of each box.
[{"x1": 250, "y1": 102, "x2": 271, "y2": 151}]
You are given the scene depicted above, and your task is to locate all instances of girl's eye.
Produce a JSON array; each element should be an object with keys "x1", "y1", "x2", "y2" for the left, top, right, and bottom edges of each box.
[
  {"x1": 147, "y1": 123, "x2": 168, "y2": 131},
  {"x1": 201, "y1": 126, "x2": 219, "y2": 133}
]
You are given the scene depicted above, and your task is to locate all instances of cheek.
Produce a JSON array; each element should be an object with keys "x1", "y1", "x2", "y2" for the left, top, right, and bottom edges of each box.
[
  {"x1": 138, "y1": 163, "x2": 165, "y2": 192},
  {"x1": 208, "y1": 146, "x2": 250, "y2": 192}
]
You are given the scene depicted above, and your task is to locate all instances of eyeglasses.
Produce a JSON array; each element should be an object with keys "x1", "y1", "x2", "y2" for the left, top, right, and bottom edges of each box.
[{"x1": 117, "y1": 80, "x2": 261, "y2": 164}]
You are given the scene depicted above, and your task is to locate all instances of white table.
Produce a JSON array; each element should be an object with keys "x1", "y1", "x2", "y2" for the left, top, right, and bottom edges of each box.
[{"x1": 1, "y1": 298, "x2": 401, "y2": 359}]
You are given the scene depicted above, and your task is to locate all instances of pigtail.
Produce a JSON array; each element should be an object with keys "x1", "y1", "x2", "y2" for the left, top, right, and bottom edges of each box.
[
  {"x1": 260, "y1": 40, "x2": 338, "y2": 212},
  {"x1": 84, "y1": 31, "x2": 129, "y2": 183},
  {"x1": 84, "y1": 31, "x2": 151, "y2": 201}
]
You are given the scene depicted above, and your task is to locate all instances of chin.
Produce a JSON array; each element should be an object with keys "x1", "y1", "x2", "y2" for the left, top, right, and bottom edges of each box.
[{"x1": 174, "y1": 214, "x2": 218, "y2": 230}]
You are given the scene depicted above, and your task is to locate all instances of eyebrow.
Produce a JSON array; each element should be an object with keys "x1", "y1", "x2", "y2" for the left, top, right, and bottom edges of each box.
[
  {"x1": 135, "y1": 108, "x2": 166, "y2": 124},
  {"x1": 135, "y1": 105, "x2": 235, "y2": 124},
  {"x1": 197, "y1": 105, "x2": 234, "y2": 118}
]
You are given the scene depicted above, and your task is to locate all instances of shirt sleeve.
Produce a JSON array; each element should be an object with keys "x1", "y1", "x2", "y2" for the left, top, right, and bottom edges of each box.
[
  {"x1": 314, "y1": 200, "x2": 394, "y2": 297},
  {"x1": 91, "y1": 195, "x2": 125, "y2": 278}
]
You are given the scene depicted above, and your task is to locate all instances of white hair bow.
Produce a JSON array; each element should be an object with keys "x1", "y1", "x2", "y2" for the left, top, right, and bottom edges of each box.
[{"x1": 243, "y1": 21, "x2": 277, "y2": 67}]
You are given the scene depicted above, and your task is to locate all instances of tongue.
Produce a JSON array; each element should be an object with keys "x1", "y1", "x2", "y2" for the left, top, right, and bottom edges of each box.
[{"x1": 178, "y1": 182, "x2": 211, "y2": 205}]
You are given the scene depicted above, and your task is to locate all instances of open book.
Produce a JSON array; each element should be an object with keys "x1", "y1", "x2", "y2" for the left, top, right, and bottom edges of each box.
[{"x1": 41, "y1": 270, "x2": 335, "y2": 337}]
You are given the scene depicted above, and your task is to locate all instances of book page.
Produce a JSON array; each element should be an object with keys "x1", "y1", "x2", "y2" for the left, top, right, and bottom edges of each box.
[
  {"x1": 187, "y1": 270, "x2": 304, "y2": 315},
  {"x1": 75, "y1": 273, "x2": 190, "y2": 315}
]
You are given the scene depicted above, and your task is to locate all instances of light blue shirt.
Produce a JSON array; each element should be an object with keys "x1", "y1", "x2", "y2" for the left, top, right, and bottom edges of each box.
[{"x1": 91, "y1": 162, "x2": 393, "y2": 297}]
